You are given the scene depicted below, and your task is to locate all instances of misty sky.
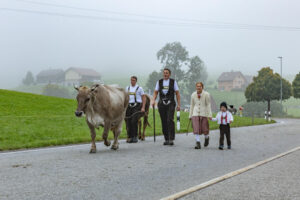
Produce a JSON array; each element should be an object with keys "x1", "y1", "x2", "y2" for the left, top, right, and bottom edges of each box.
[{"x1": 1, "y1": 0, "x2": 300, "y2": 89}]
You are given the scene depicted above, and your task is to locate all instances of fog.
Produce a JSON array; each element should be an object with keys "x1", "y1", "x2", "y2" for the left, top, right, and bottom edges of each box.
[{"x1": 1, "y1": 0, "x2": 300, "y2": 89}]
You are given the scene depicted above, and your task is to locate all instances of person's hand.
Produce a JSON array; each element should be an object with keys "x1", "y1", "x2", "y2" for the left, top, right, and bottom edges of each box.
[
  {"x1": 209, "y1": 117, "x2": 212, "y2": 121},
  {"x1": 151, "y1": 102, "x2": 155, "y2": 108},
  {"x1": 141, "y1": 107, "x2": 145, "y2": 113},
  {"x1": 176, "y1": 105, "x2": 180, "y2": 111}
]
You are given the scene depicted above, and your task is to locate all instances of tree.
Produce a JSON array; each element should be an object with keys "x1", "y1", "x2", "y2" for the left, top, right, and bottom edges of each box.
[
  {"x1": 184, "y1": 56, "x2": 208, "y2": 99},
  {"x1": 292, "y1": 72, "x2": 300, "y2": 99},
  {"x1": 145, "y1": 70, "x2": 162, "y2": 93},
  {"x1": 245, "y1": 67, "x2": 292, "y2": 113},
  {"x1": 22, "y1": 71, "x2": 35, "y2": 86},
  {"x1": 156, "y1": 42, "x2": 189, "y2": 82}
]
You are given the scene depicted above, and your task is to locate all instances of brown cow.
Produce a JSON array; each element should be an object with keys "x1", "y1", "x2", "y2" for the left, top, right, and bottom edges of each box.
[
  {"x1": 138, "y1": 94, "x2": 151, "y2": 140},
  {"x1": 75, "y1": 84, "x2": 129, "y2": 153}
]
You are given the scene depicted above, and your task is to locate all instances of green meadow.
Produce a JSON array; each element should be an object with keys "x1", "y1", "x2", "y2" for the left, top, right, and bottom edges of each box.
[{"x1": 0, "y1": 89, "x2": 274, "y2": 151}]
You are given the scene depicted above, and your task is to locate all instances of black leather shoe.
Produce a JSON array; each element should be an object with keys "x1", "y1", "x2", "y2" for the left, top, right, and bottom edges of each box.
[
  {"x1": 163, "y1": 140, "x2": 169, "y2": 145},
  {"x1": 204, "y1": 136, "x2": 209, "y2": 147},
  {"x1": 195, "y1": 142, "x2": 201, "y2": 149},
  {"x1": 132, "y1": 137, "x2": 138, "y2": 143},
  {"x1": 219, "y1": 146, "x2": 224, "y2": 150},
  {"x1": 169, "y1": 140, "x2": 174, "y2": 146}
]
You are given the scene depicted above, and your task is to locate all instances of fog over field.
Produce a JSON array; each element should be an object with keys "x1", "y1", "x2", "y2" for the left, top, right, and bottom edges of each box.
[{"x1": 0, "y1": 0, "x2": 300, "y2": 89}]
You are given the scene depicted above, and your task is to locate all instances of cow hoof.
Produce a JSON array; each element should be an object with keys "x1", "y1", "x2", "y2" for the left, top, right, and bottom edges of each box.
[
  {"x1": 104, "y1": 140, "x2": 111, "y2": 147},
  {"x1": 138, "y1": 136, "x2": 142, "y2": 140},
  {"x1": 111, "y1": 144, "x2": 119, "y2": 150},
  {"x1": 89, "y1": 149, "x2": 96, "y2": 153}
]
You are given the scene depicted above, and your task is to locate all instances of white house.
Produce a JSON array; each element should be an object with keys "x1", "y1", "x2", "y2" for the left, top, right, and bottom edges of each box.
[{"x1": 64, "y1": 67, "x2": 101, "y2": 86}]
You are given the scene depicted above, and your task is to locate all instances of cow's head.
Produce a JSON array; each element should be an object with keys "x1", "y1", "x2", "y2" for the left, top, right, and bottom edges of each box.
[
  {"x1": 74, "y1": 85, "x2": 90, "y2": 117},
  {"x1": 74, "y1": 84, "x2": 99, "y2": 117}
]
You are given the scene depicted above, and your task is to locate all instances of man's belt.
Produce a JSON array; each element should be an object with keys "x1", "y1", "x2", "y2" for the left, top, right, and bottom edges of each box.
[
  {"x1": 128, "y1": 102, "x2": 141, "y2": 108},
  {"x1": 160, "y1": 98, "x2": 173, "y2": 106}
]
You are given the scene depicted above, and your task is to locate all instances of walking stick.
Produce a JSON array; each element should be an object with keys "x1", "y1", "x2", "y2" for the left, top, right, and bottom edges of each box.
[
  {"x1": 186, "y1": 119, "x2": 191, "y2": 136},
  {"x1": 153, "y1": 104, "x2": 156, "y2": 142}
]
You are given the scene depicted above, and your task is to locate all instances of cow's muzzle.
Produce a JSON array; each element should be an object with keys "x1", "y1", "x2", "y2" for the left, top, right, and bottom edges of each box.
[{"x1": 75, "y1": 111, "x2": 84, "y2": 117}]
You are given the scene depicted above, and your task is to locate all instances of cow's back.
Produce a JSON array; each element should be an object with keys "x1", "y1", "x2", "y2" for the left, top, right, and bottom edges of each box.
[{"x1": 101, "y1": 85, "x2": 129, "y2": 120}]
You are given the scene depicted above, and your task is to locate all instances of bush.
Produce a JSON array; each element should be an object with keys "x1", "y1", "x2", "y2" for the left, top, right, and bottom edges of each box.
[
  {"x1": 242, "y1": 101, "x2": 286, "y2": 117},
  {"x1": 42, "y1": 84, "x2": 71, "y2": 99}
]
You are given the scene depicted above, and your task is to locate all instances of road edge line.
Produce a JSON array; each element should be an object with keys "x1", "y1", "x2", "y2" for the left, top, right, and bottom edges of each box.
[{"x1": 160, "y1": 146, "x2": 300, "y2": 200}]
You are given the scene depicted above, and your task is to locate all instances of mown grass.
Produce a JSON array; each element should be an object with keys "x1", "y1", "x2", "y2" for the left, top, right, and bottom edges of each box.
[
  {"x1": 207, "y1": 88, "x2": 300, "y2": 117},
  {"x1": 0, "y1": 89, "x2": 274, "y2": 151}
]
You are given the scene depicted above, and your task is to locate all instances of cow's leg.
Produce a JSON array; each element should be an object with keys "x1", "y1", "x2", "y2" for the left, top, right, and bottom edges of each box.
[
  {"x1": 138, "y1": 119, "x2": 142, "y2": 140},
  {"x1": 102, "y1": 122, "x2": 111, "y2": 147},
  {"x1": 142, "y1": 115, "x2": 148, "y2": 141},
  {"x1": 111, "y1": 122, "x2": 122, "y2": 150},
  {"x1": 87, "y1": 121, "x2": 97, "y2": 153}
]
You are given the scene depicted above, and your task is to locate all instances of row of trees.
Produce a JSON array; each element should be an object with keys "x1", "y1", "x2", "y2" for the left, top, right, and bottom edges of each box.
[
  {"x1": 22, "y1": 71, "x2": 35, "y2": 86},
  {"x1": 146, "y1": 42, "x2": 207, "y2": 105},
  {"x1": 245, "y1": 67, "x2": 300, "y2": 114}
]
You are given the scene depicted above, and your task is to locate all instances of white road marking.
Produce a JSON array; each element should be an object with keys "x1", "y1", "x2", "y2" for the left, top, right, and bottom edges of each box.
[{"x1": 160, "y1": 146, "x2": 300, "y2": 200}]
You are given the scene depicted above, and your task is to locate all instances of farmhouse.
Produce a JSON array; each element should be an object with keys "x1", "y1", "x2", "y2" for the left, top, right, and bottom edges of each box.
[
  {"x1": 36, "y1": 69, "x2": 65, "y2": 84},
  {"x1": 217, "y1": 71, "x2": 252, "y2": 91},
  {"x1": 64, "y1": 67, "x2": 101, "y2": 86}
]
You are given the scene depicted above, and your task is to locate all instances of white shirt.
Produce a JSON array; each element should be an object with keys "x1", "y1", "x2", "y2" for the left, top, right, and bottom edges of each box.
[
  {"x1": 212, "y1": 111, "x2": 234, "y2": 125},
  {"x1": 154, "y1": 79, "x2": 179, "y2": 95},
  {"x1": 126, "y1": 85, "x2": 144, "y2": 103}
]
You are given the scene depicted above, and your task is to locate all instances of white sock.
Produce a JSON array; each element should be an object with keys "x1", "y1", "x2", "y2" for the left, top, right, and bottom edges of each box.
[
  {"x1": 195, "y1": 134, "x2": 200, "y2": 142},
  {"x1": 205, "y1": 135, "x2": 209, "y2": 139}
]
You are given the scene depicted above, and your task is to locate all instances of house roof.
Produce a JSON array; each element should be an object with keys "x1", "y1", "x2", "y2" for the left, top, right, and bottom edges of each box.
[
  {"x1": 244, "y1": 75, "x2": 253, "y2": 84},
  {"x1": 37, "y1": 69, "x2": 64, "y2": 77},
  {"x1": 66, "y1": 67, "x2": 101, "y2": 77},
  {"x1": 217, "y1": 71, "x2": 245, "y2": 82}
]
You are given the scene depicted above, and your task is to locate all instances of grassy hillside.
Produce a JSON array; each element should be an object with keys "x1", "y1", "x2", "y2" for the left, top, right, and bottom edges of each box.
[
  {"x1": 207, "y1": 88, "x2": 246, "y2": 108},
  {"x1": 0, "y1": 89, "x2": 274, "y2": 151},
  {"x1": 206, "y1": 88, "x2": 300, "y2": 117}
]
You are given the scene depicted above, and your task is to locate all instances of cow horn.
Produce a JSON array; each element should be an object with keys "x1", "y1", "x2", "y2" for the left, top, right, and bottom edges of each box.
[
  {"x1": 73, "y1": 84, "x2": 79, "y2": 91},
  {"x1": 91, "y1": 84, "x2": 99, "y2": 92}
]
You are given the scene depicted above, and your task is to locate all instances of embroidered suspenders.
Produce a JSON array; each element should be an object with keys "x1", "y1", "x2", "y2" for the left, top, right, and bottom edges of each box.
[
  {"x1": 221, "y1": 112, "x2": 228, "y2": 124},
  {"x1": 128, "y1": 86, "x2": 140, "y2": 107}
]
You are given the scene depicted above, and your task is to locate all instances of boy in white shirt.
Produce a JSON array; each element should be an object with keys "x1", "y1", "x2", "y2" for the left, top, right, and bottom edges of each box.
[{"x1": 212, "y1": 102, "x2": 233, "y2": 150}]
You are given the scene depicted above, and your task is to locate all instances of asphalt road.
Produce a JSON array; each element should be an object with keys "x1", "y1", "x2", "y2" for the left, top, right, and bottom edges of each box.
[{"x1": 0, "y1": 119, "x2": 299, "y2": 200}]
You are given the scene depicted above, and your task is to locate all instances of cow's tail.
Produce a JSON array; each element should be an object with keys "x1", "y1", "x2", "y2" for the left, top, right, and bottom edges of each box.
[
  {"x1": 144, "y1": 95, "x2": 151, "y2": 128},
  {"x1": 144, "y1": 114, "x2": 151, "y2": 128}
]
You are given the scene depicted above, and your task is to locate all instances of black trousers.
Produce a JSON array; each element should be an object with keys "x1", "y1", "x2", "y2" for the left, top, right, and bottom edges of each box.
[
  {"x1": 126, "y1": 103, "x2": 142, "y2": 138},
  {"x1": 219, "y1": 124, "x2": 231, "y2": 146},
  {"x1": 158, "y1": 102, "x2": 176, "y2": 141}
]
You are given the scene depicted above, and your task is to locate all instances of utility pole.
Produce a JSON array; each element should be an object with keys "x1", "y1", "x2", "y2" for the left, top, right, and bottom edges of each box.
[{"x1": 278, "y1": 56, "x2": 283, "y2": 105}]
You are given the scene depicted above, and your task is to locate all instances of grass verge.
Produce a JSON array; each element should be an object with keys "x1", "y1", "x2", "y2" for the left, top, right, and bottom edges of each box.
[{"x1": 0, "y1": 89, "x2": 274, "y2": 151}]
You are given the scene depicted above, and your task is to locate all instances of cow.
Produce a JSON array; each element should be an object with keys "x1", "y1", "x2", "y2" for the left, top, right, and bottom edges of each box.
[
  {"x1": 74, "y1": 84, "x2": 129, "y2": 153},
  {"x1": 137, "y1": 94, "x2": 151, "y2": 141}
]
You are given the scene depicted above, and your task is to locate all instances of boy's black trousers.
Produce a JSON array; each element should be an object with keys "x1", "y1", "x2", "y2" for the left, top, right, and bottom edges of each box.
[{"x1": 219, "y1": 124, "x2": 231, "y2": 146}]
